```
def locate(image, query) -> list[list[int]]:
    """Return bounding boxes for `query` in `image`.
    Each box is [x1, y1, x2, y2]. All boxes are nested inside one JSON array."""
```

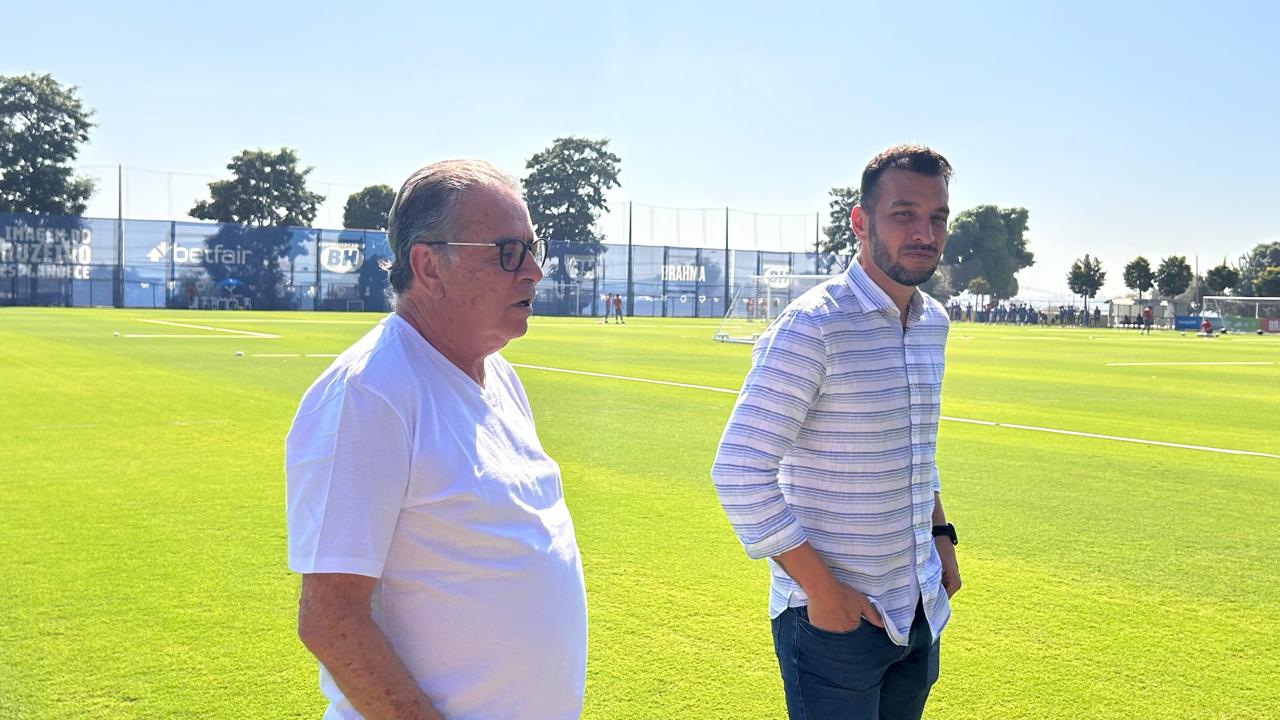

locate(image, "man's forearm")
[[302, 614, 443, 720], [773, 542, 842, 600]]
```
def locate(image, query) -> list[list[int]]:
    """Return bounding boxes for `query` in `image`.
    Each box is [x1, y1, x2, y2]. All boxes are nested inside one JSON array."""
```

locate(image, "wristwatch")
[[932, 523, 958, 545]]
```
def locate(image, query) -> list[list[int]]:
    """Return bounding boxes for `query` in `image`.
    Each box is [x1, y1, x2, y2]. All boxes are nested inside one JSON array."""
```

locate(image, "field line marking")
[[993, 423, 1280, 459], [208, 319, 378, 325], [136, 318, 280, 338], [511, 363, 739, 394], [248, 353, 339, 358], [943, 417, 998, 427], [1106, 361, 1274, 367], [511, 363, 1280, 460], [124, 334, 269, 339]]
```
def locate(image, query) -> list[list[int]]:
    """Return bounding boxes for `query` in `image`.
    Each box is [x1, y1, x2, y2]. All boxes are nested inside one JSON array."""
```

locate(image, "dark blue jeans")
[[771, 600, 939, 720]]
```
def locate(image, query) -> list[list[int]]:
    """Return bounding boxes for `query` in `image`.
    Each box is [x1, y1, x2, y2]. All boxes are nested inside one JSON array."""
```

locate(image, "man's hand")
[[773, 542, 884, 632], [935, 538, 962, 598], [805, 582, 883, 632], [931, 492, 961, 598], [298, 573, 444, 720]]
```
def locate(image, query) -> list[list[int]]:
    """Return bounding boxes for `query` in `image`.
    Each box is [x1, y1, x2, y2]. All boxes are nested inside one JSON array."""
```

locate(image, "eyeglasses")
[[422, 238, 547, 273]]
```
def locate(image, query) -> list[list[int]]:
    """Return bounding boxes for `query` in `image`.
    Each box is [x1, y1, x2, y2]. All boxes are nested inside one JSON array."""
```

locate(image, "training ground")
[[1, 308, 1277, 719]]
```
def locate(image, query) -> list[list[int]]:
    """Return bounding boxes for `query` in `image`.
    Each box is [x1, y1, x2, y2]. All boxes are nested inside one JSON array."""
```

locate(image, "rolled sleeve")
[[933, 464, 941, 494], [712, 310, 826, 560]]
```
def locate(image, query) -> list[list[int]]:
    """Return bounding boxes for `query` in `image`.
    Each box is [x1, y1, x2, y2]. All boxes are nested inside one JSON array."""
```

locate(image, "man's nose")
[[518, 253, 544, 283], [912, 221, 936, 246]]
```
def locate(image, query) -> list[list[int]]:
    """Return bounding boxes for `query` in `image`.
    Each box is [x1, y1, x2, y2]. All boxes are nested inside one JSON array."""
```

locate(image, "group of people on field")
[[601, 292, 625, 323]]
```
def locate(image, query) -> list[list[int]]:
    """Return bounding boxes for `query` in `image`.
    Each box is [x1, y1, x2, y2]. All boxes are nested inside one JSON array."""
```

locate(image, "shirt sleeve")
[[932, 464, 941, 495], [711, 310, 826, 560], [285, 380, 411, 577]]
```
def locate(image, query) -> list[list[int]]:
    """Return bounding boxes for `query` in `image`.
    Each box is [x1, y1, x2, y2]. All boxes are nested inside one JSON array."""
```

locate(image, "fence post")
[[814, 211, 820, 274], [114, 164, 124, 308], [662, 245, 670, 318], [694, 247, 702, 318], [626, 201, 634, 317], [592, 244, 601, 317], [724, 207, 730, 321], [314, 229, 322, 311], [168, 220, 176, 308]]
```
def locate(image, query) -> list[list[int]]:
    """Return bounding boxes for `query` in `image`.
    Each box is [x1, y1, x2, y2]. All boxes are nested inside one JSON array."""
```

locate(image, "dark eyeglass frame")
[[421, 238, 547, 273]]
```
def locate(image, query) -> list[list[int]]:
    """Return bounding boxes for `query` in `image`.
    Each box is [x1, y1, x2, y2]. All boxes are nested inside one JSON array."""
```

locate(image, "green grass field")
[[2, 307, 1278, 719]]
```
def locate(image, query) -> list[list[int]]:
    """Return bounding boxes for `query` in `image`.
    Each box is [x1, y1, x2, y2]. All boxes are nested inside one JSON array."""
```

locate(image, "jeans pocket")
[[796, 606, 868, 639]]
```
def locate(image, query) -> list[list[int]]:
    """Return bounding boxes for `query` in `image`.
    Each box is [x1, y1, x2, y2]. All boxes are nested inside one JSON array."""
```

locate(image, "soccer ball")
[[234, 351, 245, 357]]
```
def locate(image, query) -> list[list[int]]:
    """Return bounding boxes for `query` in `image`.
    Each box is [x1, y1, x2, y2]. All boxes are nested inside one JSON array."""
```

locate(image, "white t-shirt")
[[286, 314, 587, 720]]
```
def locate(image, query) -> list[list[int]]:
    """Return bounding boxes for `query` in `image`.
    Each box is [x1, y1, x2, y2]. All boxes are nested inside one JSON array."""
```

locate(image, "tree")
[[920, 264, 952, 304], [819, 187, 859, 255], [0, 73, 96, 216], [1237, 241, 1280, 296], [966, 276, 990, 308], [941, 205, 1034, 299], [1123, 257, 1154, 302], [1154, 255, 1193, 300], [1256, 266, 1280, 296], [1203, 263, 1241, 295], [1067, 254, 1106, 313], [523, 136, 621, 245], [342, 184, 395, 230], [189, 147, 324, 227]]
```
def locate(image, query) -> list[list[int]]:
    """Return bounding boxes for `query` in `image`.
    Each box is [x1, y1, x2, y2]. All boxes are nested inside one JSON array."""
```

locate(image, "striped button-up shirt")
[[712, 260, 950, 646]]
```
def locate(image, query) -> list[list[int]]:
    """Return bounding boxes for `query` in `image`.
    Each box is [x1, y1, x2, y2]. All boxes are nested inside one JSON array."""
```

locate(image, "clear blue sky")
[[7, 0, 1278, 298]]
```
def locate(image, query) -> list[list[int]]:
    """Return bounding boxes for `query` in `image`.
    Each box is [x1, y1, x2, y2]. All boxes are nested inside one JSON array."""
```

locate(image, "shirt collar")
[[842, 258, 926, 324]]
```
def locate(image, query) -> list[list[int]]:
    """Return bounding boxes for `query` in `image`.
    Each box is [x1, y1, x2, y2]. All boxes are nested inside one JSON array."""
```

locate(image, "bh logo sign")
[[320, 240, 364, 274]]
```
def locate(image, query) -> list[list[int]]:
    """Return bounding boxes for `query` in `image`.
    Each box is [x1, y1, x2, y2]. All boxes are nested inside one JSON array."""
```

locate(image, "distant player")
[[1200, 317, 1214, 336], [1142, 305, 1154, 335], [612, 293, 625, 323]]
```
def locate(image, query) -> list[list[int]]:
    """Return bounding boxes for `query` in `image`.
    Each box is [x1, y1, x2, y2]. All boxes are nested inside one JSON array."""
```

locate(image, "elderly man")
[[285, 159, 586, 720], [712, 145, 962, 720]]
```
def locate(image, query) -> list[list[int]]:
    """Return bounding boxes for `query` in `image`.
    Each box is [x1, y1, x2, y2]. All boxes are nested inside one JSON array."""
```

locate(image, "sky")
[[5, 0, 1279, 299]]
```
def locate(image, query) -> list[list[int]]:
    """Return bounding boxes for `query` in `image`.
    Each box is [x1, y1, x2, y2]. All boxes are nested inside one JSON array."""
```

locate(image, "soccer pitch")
[[1, 307, 1277, 719]]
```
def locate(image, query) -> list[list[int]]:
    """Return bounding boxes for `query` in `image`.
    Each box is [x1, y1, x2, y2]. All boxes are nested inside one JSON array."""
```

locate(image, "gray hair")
[[383, 159, 521, 297]]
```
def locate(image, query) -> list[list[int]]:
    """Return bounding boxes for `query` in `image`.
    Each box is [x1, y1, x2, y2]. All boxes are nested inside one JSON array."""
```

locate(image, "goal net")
[[714, 273, 837, 343], [1203, 296, 1280, 333]]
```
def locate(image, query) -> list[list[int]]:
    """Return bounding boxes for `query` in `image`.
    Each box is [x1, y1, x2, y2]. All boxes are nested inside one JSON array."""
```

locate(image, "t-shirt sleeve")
[[285, 380, 411, 577]]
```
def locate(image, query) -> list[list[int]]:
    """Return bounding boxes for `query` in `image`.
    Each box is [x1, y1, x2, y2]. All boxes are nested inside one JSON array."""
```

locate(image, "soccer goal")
[[714, 273, 837, 343], [1203, 296, 1280, 334]]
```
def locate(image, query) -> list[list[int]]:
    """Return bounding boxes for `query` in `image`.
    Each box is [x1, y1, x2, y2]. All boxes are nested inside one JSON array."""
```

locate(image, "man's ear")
[[851, 204, 869, 244], [409, 244, 447, 299]]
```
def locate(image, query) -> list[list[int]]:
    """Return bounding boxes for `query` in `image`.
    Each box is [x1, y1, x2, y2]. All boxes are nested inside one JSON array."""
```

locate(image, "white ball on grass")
[[234, 351, 245, 357], [113, 331, 120, 337]]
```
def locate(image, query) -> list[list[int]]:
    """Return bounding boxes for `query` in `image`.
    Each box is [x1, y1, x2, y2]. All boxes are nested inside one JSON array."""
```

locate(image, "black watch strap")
[[932, 523, 958, 545]]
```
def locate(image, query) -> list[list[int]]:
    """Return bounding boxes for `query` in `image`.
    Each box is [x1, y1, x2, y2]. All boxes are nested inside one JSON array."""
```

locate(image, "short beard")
[[866, 219, 938, 286]]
